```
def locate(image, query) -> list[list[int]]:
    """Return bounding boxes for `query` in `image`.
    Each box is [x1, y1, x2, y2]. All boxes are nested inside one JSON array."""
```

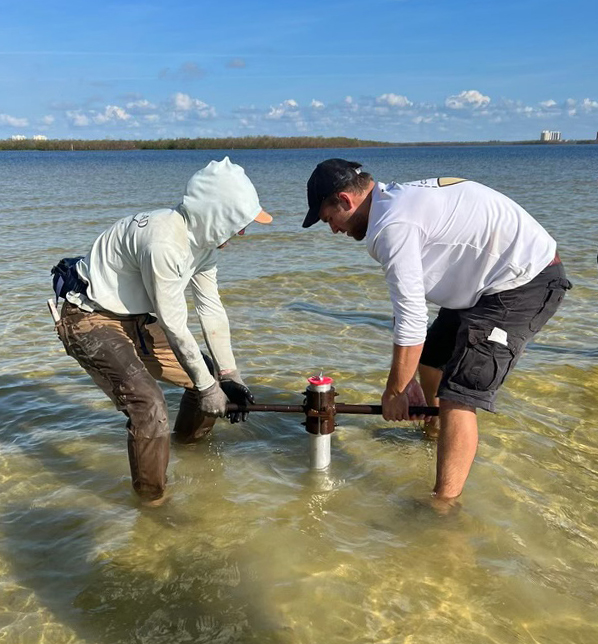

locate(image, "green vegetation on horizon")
[[0, 135, 395, 151], [1, 135, 596, 151]]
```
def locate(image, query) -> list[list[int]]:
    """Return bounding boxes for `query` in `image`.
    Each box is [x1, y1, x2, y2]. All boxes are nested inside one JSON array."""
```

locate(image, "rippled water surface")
[[1, 146, 597, 643]]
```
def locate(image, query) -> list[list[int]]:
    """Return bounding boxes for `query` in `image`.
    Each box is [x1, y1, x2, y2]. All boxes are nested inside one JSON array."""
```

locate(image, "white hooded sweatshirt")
[[69, 157, 263, 390]]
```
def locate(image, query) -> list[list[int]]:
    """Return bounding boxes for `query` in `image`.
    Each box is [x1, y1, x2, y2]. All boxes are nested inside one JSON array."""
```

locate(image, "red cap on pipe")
[[308, 376, 334, 386]]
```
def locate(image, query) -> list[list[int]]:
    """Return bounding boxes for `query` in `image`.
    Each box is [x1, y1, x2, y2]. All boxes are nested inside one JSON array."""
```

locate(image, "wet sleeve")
[[372, 222, 428, 346], [139, 244, 215, 390], [190, 267, 237, 374]]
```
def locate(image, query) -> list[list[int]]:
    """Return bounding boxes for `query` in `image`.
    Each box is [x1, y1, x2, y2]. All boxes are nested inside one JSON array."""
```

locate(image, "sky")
[[1, 0, 597, 142]]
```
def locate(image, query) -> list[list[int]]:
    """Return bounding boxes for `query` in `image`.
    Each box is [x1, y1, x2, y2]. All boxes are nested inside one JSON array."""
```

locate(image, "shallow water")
[[1, 146, 597, 643]]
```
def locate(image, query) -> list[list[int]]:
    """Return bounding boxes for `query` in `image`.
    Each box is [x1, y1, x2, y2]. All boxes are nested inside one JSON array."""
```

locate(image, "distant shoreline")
[[1, 135, 597, 152]]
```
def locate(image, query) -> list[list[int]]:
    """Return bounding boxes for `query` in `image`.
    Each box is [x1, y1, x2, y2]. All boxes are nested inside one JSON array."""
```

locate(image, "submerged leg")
[[434, 400, 478, 499], [173, 388, 216, 443], [60, 305, 170, 502]]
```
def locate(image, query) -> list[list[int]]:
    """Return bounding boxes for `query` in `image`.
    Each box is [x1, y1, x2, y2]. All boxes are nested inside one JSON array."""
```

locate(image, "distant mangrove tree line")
[[0, 135, 397, 151], [1, 135, 595, 152]]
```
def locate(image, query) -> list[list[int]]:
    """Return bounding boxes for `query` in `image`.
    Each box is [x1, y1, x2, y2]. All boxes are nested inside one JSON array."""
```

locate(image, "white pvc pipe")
[[306, 375, 333, 470], [309, 433, 331, 470]]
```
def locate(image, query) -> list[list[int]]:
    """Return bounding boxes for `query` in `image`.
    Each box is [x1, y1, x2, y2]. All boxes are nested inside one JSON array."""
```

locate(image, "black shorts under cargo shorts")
[[419, 259, 571, 412]]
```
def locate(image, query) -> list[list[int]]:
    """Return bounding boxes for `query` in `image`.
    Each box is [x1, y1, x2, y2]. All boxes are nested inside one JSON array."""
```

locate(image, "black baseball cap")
[[302, 158, 364, 228]]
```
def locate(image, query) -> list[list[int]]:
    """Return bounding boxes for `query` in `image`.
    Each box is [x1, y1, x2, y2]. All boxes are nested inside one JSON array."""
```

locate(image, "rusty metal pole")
[[304, 375, 335, 470], [224, 376, 439, 471]]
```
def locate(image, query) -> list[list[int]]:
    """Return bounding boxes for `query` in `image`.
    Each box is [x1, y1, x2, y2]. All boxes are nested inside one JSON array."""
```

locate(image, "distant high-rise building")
[[540, 130, 562, 141]]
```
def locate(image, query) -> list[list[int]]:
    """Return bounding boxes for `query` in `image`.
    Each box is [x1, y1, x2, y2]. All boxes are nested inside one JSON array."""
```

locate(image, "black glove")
[[219, 370, 255, 423], [197, 381, 228, 417]]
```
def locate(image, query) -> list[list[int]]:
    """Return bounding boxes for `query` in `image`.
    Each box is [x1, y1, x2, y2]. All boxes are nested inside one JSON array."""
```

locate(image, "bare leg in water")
[[434, 400, 478, 499], [418, 363, 442, 440]]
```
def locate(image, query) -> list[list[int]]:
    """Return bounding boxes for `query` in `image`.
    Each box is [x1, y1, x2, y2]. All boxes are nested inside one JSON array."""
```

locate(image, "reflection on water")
[[1, 146, 598, 643]]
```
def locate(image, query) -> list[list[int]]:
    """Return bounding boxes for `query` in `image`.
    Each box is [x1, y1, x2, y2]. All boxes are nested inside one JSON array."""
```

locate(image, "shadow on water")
[[288, 301, 598, 357], [0, 363, 471, 641], [286, 301, 392, 330], [0, 371, 316, 506], [0, 375, 303, 643], [0, 372, 142, 502], [0, 504, 296, 644]]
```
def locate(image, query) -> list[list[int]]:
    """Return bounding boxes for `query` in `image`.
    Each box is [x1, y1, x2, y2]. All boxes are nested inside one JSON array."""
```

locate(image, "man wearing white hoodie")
[[52, 157, 271, 504]]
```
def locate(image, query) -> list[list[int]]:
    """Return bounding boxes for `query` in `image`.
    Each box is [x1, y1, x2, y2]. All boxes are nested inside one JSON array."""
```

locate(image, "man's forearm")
[[164, 327, 215, 390], [199, 314, 236, 374], [386, 343, 424, 393]]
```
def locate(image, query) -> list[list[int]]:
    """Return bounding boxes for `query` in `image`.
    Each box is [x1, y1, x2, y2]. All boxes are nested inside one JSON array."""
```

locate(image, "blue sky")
[[1, 0, 597, 142]]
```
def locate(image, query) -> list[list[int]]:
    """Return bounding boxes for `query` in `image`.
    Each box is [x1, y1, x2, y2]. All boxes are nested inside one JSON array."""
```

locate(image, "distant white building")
[[540, 130, 562, 141], [32, 134, 48, 141], [11, 134, 27, 141]]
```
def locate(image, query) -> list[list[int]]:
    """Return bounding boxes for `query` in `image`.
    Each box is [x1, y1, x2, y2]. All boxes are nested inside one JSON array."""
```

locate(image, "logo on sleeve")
[[437, 177, 467, 187]]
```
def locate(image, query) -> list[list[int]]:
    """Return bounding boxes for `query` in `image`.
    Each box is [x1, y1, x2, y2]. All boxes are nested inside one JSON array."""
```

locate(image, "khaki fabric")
[[56, 302, 214, 500]]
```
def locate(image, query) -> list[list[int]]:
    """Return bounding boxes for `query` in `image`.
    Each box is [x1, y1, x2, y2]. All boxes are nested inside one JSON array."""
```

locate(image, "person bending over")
[[302, 158, 570, 502], [52, 157, 272, 505]]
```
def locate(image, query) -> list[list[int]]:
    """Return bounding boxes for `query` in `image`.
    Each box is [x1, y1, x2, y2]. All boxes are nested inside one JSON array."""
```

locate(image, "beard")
[[348, 218, 368, 241]]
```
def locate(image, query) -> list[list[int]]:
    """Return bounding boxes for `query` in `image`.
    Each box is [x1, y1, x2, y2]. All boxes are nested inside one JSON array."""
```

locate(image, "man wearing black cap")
[[303, 159, 571, 502]]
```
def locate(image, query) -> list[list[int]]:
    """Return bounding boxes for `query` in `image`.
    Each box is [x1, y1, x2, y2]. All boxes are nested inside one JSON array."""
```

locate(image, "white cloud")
[[581, 98, 598, 111], [66, 111, 90, 127], [445, 90, 490, 110], [376, 93, 412, 108], [265, 106, 284, 119], [343, 95, 359, 112], [20, 87, 598, 141], [561, 100, 579, 117], [171, 93, 216, 119], [172, 92, 209, 111], [266, 99, 300, 120], [126, 99, 157, 113], [66, 105, 136, 128], [93, 105, 132, 124], [0, 113, 29, 127]]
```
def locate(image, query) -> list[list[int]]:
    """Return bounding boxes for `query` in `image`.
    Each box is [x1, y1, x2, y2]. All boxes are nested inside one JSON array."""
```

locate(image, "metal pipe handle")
[[226, 403, 439, 416]]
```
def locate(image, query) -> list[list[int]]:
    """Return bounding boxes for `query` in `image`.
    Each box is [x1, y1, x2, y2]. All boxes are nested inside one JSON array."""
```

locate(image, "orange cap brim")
[[254, 209, 273, 224]]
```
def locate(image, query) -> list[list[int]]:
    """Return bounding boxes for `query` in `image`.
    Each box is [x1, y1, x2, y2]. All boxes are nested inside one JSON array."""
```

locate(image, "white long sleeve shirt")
[[68, 158, 263, 389], [366, 178, 557, 346]]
